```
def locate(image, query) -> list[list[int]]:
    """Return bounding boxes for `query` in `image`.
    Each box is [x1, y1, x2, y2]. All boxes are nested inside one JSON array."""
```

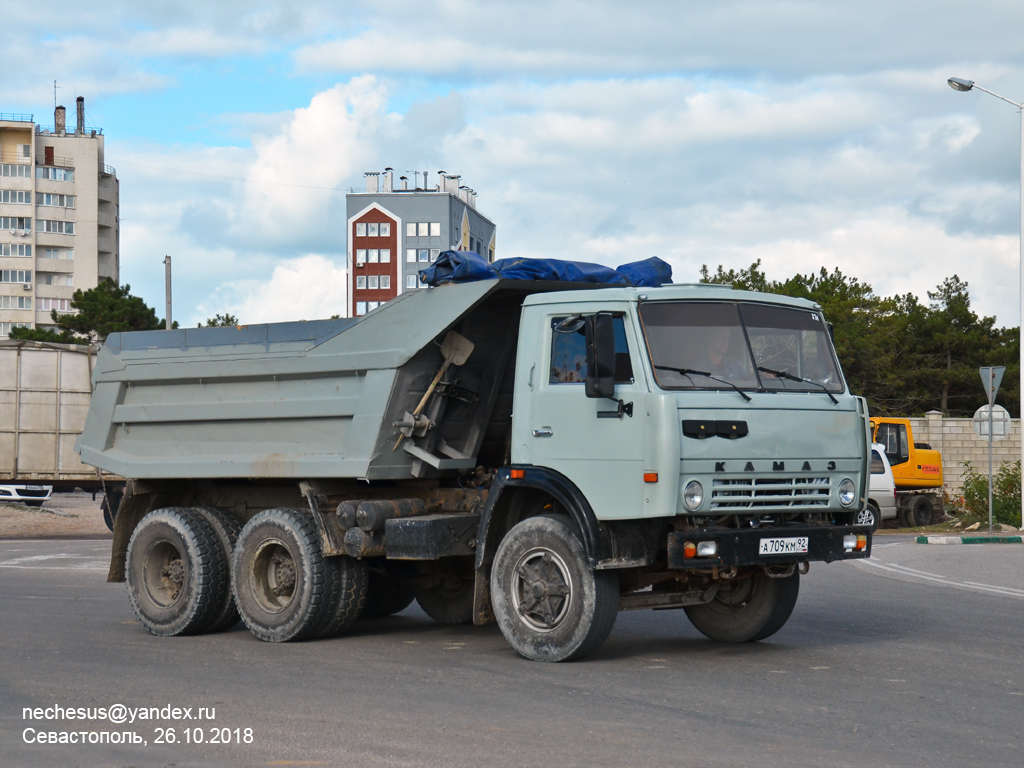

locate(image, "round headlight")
[[683, 481, 704, 511], [838, 478, 856, 507]]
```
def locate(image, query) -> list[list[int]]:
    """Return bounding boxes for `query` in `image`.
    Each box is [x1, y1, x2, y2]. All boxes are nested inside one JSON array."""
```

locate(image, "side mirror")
[[585, 313, 616, 399]]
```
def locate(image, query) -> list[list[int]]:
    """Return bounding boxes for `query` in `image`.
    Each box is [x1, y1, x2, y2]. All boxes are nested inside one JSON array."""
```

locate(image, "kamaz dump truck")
[[78, 276, 872, 661]]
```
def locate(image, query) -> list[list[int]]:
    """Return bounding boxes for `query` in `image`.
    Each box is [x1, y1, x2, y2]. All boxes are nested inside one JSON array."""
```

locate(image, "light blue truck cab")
[[80, 278, 870, 662]]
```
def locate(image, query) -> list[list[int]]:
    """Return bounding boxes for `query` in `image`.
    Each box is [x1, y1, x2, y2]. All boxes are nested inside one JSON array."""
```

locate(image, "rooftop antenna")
[[53, 80, 59, 109]]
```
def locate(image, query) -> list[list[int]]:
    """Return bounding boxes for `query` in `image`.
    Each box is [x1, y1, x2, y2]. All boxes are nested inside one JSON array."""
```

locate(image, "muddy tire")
[[233, 508, 345, 642], [415, 574, 475, 625], [908, 496, 934, 527], [361, 569, 416, 618], [857, 502, 880, 532], [684, 571, 799, 643], [126, 508, 229, 637], [312, 553, 368, 639], [491, 515, 619, 662], [190, 507, 243, 633]]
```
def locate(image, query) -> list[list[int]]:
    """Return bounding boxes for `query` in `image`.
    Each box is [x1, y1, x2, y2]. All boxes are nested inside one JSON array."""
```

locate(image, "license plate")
[[759, 537, 808, 555], [26, 485, 44, 491]]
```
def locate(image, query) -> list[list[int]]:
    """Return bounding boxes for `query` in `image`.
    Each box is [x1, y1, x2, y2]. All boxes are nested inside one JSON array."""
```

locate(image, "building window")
[[1, 164, 32, 178], [0, 269, 32, 283], [368, 275, 379, 289], [356, 249, 366, 265], [41, 247, 71, 259], [36, 219, 74, 235], [430, 222, 440, 237], [35, 167, 73, 182], [418, 249, 429, 262], [356, 276, 366, 289], [418, 222, 429, 236], [0, 243, 31, 257], [36, 298, 72, 312], [356, 301, 367, 316], [368, 301, 379, 311], [37, 273, 72, 286], [380, 223, 390, 237], [368, 222, 379, 237], [0, 296, 32, 309], [406, 222, 416, 237], [406, 248, 417, 263], [406, 274, 419, 289], [36, 193, 75, 208], [0, 322, 31, 337], [0, 190, 32, 204], [380, 249, 391, 263], [380, 275, 390, 289], [430, 248, 440, 262], [1, 216, 32, 231], [367, 249, 379, 263], [419, 274, 428, 287], [356, 223, 366, 237]]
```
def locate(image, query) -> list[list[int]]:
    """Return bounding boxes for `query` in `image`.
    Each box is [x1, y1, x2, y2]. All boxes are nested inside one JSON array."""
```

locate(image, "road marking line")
[[962, 581, 1024, 597], [876, 562, 948, 579], [855, 559, 1024, 600]]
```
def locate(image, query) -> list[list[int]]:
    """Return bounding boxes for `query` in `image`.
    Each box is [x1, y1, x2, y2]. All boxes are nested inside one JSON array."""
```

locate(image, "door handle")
[[532, 428, 553, 437]]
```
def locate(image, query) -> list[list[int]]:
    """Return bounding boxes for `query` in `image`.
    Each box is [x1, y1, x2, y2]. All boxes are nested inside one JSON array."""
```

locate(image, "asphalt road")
[[1, 536, 1021, 768]]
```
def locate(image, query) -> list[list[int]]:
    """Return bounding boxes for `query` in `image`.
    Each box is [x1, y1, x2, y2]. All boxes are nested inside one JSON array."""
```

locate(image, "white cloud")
[[196, 255, 348, 325]]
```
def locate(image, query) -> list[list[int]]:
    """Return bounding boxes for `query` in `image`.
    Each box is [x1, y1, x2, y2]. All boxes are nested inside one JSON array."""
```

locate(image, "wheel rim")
[[511, 547, 573, 632], [143, 540, 185, 608], [857, 507, 876, 526], [705, 577, 756, 616], [249, 539, 297, 614]]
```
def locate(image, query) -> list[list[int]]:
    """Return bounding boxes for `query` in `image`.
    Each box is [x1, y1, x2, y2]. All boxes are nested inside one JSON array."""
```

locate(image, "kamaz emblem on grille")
[[714, 460, 837, 472]]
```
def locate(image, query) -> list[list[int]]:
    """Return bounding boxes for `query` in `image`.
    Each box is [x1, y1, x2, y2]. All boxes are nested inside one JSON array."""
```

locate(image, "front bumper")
[[667, 524, 871, 569]]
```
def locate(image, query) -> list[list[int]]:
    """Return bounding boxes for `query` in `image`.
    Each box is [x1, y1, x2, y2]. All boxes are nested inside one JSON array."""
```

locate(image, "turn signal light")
[[510, 469, 525, 479], [855, 535, 867, 551], [644, 472, 659, 483], [683, 541, 697, 559]]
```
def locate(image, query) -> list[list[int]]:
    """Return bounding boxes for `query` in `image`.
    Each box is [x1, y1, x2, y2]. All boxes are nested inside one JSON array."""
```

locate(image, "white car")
[[0, 484, 53, 507], [861, 443, 897, 531]]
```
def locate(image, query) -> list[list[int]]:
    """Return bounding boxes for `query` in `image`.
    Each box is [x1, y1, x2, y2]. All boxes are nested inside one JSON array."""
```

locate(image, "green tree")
[[9, 278, 168, 343], [200, 313, 239, 327]]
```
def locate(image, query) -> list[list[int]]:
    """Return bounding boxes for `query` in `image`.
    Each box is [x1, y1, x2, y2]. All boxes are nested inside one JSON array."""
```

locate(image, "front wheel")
[[491, 515, 618, 662], [907, 496, 935, 527], [684, 571, 799, 643]]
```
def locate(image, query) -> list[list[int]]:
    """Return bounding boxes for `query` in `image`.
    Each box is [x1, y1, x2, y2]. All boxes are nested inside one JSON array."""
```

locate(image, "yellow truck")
[[870, 417, 943, 526]]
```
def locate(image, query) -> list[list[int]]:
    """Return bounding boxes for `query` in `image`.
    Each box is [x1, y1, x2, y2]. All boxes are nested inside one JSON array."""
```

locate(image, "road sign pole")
[[980, 366, 1006, 533]]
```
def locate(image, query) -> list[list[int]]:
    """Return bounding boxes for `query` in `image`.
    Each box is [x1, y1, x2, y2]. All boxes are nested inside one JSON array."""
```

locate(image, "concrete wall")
[[908, 410, 1021, 494]]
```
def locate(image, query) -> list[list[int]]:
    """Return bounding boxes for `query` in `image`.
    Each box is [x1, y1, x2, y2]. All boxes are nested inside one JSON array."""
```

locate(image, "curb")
[[916, 535, 1023, 545]]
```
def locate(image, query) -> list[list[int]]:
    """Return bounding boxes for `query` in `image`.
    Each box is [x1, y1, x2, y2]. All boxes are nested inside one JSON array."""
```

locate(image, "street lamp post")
[[947, 77, 1024, 528]]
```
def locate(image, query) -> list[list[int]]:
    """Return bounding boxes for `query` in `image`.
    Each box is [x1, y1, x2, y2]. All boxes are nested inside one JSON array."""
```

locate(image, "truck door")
[[520, 312, 646, 521]]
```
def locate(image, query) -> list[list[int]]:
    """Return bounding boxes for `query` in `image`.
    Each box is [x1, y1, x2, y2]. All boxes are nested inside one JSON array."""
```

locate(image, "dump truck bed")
[[77, 280, 589, 482]]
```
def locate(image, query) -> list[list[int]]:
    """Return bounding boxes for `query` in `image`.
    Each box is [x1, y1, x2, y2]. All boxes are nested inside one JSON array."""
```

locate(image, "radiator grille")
[[710, 476, 831, 509]]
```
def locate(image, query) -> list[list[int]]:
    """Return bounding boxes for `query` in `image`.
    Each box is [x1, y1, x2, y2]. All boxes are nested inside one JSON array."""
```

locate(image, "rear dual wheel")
[[232, 508, 367, 642], [126, 508, 230, 637]]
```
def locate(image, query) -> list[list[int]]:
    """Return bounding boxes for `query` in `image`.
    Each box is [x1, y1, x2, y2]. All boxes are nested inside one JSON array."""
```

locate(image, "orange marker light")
[[683, 541, 697, 559], [855, 535, 867, 551], [644, 472, 659, 483], [510, 469, 526, 480]]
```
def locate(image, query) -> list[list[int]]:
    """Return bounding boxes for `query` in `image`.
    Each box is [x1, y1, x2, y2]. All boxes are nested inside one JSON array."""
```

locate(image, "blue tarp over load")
[[419, 251, 672, 288]]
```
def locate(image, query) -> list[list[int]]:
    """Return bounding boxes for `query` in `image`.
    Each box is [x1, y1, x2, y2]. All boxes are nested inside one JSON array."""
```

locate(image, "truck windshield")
[[639, 301, 844, 394]]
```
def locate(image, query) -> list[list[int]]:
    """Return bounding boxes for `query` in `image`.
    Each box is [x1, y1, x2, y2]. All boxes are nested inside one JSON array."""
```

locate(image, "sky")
[[2, 0, 1022, 327]]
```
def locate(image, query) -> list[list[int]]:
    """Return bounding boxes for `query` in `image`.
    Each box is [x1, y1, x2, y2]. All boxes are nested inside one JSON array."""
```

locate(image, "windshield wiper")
[[757, 366, 838, 405], [654, 365, 752, 402]]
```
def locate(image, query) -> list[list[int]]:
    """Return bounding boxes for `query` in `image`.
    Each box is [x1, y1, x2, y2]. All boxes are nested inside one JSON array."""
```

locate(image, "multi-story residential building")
[[0, 98, 119, 337], [346, 169, 495, 317]]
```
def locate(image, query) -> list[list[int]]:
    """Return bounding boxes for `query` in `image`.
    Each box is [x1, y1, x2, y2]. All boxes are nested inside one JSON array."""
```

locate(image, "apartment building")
[[0, 98, 119, 336], [346, 169, 495, 317]]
